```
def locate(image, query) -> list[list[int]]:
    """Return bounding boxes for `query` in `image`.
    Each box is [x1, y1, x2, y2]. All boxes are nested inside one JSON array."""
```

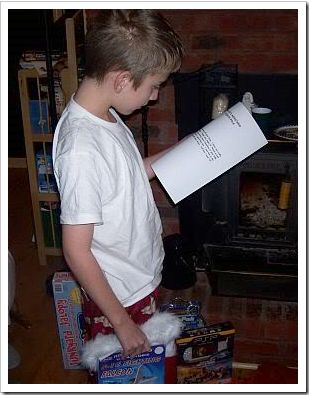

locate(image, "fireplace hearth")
[[173, 67, 298, 301]]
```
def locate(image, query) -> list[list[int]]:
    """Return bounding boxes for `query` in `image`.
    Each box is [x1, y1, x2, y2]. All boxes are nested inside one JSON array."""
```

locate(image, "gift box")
[[52, 272, 86, 369], [36, 149, 58, 193], [97, 345, 165, 384], [176, 321, 235, 384], [81, 311, 182, 383]]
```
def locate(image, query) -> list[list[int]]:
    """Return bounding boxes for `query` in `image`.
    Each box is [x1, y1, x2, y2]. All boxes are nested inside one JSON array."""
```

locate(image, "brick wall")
[[206, 295, 298, 366]]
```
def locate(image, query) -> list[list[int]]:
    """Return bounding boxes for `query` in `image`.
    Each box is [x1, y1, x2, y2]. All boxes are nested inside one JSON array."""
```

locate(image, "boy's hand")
[[114, 318, 151, 358]]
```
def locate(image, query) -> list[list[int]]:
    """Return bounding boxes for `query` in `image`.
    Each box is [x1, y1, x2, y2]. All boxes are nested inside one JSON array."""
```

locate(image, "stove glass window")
[[239, 172, 287, 231]]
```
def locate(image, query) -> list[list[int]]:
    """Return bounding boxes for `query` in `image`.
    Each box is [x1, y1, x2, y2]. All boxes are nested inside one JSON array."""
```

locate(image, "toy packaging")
[[176, 321, 235, 384], [52, 272, 86, 369], [36, 149, 58, 193], [29, 99, 49, 133], [160, 298, 206, 333], [97, 345, 165, 384]]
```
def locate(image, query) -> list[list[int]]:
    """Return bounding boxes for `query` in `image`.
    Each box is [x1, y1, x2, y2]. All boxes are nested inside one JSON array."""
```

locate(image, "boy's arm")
[[62, 223, 151, 357], [143, 148, 170, 180]]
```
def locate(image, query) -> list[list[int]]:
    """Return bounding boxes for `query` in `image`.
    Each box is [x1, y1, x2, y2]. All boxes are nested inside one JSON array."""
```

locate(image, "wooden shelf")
[[45, 247, 63, 256], [38, 192, 59, 202], [32, 133, 54, 143], [17, 14, 84, 265], [18, 68, 44, 79]]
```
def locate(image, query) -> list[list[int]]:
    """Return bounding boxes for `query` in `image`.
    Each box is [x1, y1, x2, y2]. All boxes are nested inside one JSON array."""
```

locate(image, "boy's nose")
[[149, 90, 159, 101]]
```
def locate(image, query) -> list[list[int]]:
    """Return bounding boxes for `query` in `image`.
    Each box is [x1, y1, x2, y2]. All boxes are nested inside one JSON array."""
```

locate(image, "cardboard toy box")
[[52, 272, 86, 369], [36, 149, 58, 193], [98, 345, 165, 384], [176, 321, 235, 384], [29, 99, 49, 133]]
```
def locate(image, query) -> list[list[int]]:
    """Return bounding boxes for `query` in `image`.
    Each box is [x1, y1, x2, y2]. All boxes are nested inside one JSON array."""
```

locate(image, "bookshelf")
[[18, 13, 86, 265]]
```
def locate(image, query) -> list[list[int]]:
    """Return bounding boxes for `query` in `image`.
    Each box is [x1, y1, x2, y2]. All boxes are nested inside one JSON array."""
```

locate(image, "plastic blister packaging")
[[160, 298, 206, 332]]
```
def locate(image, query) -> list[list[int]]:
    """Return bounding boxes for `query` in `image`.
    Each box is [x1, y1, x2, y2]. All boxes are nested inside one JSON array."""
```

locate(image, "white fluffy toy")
[[81, 311, 182, 372]]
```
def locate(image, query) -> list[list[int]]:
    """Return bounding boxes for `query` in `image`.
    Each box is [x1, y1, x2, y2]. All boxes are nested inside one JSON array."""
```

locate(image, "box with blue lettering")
[[52, 272, 87, 369], [97, 345, 165, 384]]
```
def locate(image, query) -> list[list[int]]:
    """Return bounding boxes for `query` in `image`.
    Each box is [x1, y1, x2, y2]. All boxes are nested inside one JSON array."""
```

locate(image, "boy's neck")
[[74, 77, 116, 123]]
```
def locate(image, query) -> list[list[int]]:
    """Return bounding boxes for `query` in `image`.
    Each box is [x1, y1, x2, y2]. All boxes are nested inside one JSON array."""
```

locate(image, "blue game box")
[[97, 345, 165, 384]]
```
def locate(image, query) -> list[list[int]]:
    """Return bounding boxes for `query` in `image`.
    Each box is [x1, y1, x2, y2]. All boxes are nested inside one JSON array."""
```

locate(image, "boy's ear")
[[114, 71, 132, 93]]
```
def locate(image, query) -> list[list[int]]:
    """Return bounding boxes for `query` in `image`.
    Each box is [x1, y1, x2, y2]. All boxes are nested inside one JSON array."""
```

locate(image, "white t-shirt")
[[52, 97, 164, 307]]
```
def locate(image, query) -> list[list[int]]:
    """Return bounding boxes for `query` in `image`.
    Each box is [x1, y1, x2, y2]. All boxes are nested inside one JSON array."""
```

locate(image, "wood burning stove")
[[173, 67, 298, 301]]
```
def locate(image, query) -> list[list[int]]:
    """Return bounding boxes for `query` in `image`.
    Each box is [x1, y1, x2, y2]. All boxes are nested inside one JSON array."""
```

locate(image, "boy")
[[52, 10, 183, 359]]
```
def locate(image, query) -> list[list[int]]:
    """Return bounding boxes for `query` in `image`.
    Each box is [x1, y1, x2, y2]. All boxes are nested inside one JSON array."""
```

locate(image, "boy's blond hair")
[[85, 10, 183, 87]]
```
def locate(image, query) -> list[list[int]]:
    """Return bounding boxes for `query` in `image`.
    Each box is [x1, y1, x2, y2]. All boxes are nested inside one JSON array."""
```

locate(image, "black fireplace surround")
[[173, 67, 298, 301]]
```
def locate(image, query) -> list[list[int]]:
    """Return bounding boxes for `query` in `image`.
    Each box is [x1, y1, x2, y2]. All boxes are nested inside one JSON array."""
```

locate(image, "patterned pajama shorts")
[[81, 288, 159, 340]]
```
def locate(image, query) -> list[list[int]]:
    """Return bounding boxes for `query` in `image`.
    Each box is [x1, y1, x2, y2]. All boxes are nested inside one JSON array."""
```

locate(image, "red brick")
[[245, 299, 264, 319], [214, 51, 244, 67], [236, 53, 273, 73], [152, 184, 171, 207], [192, 34, 225, 50], [146, 124, 160, 139], [149, 122, 177, 143], [161, 217, 180, 236], [283, 303, 298, 321], [272, 32, 298, 52], [166, 11, 217, 34], [272, 13, 298, 32], [226, 297, 245, 319], [216, 15, 243, 33], [148, 107, 174, 122], [265, 301, 283, 321], [238, 318, 264, 339], [181, 55, 214, 73], [280, 341, 298, 359], [148, 142, 172, 156], [205, 295, 228, 315], [252, 355, 297, 368], [156, 83, 175, 109], [263, 320, 298, 341], [239, 35, 275, 52], [263, 320, 285, 340], [243, 12, 275, 32], [285, 320, 298, 339], [234, 338, 280, 360], [270, 54, 298, 72], [220, 34, 242, 51], [206, 313, 224, 324]]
